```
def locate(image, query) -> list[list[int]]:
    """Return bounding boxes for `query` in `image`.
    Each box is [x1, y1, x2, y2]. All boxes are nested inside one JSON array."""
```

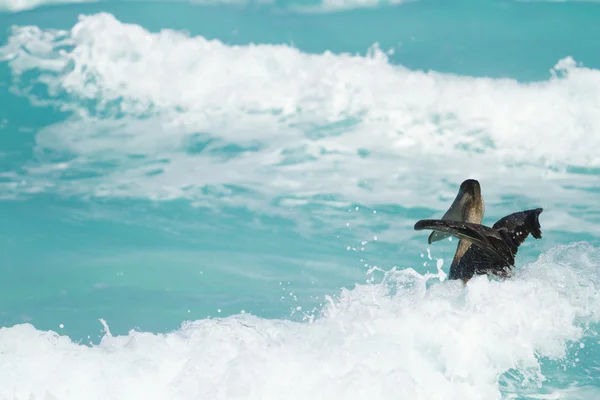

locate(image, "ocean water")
[[1, 0, 600, 398]]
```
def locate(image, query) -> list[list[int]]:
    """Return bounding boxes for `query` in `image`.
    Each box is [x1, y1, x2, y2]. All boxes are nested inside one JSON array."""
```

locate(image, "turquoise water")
[[2, 0, 600, 398]]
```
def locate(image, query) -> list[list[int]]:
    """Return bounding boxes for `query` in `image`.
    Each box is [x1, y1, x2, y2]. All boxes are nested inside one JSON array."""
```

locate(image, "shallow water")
[[1, 0, 600, 398]]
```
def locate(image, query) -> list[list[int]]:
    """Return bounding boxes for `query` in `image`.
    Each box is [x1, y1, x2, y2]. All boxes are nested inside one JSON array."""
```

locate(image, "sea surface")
[[1, 0, 600, 398]]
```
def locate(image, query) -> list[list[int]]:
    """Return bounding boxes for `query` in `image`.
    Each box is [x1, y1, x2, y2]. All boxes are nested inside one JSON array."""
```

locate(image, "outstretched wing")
[[415, 208, 543, 282], [492, 208, 543, 257], [414, 219, 515, 266]]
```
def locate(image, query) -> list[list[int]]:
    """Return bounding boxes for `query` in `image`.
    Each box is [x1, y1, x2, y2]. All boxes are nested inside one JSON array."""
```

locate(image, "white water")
[[0, 242, 599, 399], [0, 0, 410, 14], [1, 15, 599, 220], [0, 0, 91, 12]]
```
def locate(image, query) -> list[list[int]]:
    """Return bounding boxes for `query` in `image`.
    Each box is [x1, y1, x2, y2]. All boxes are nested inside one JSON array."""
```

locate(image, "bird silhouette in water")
[[413, 179, 543, 283]]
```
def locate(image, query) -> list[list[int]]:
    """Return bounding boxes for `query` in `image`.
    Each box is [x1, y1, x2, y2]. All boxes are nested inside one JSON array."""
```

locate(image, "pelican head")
[[428, 179, 485, 245]]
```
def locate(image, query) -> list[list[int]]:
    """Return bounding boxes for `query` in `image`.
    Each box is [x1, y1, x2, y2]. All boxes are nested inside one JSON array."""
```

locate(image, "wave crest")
[[1, 242, 599, 399]]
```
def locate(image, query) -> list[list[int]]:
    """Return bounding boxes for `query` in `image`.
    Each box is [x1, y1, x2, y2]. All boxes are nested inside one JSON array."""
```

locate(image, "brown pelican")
[[414, 179, 544, 283]]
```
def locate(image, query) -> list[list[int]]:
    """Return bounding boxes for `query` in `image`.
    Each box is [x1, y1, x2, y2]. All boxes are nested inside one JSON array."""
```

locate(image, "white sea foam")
[[0, 0, 410, 13], [1, 13, 600, 237], [0, 242, 599, 399], [0, 0, 92, 12], [291, 0, 412, 12]]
